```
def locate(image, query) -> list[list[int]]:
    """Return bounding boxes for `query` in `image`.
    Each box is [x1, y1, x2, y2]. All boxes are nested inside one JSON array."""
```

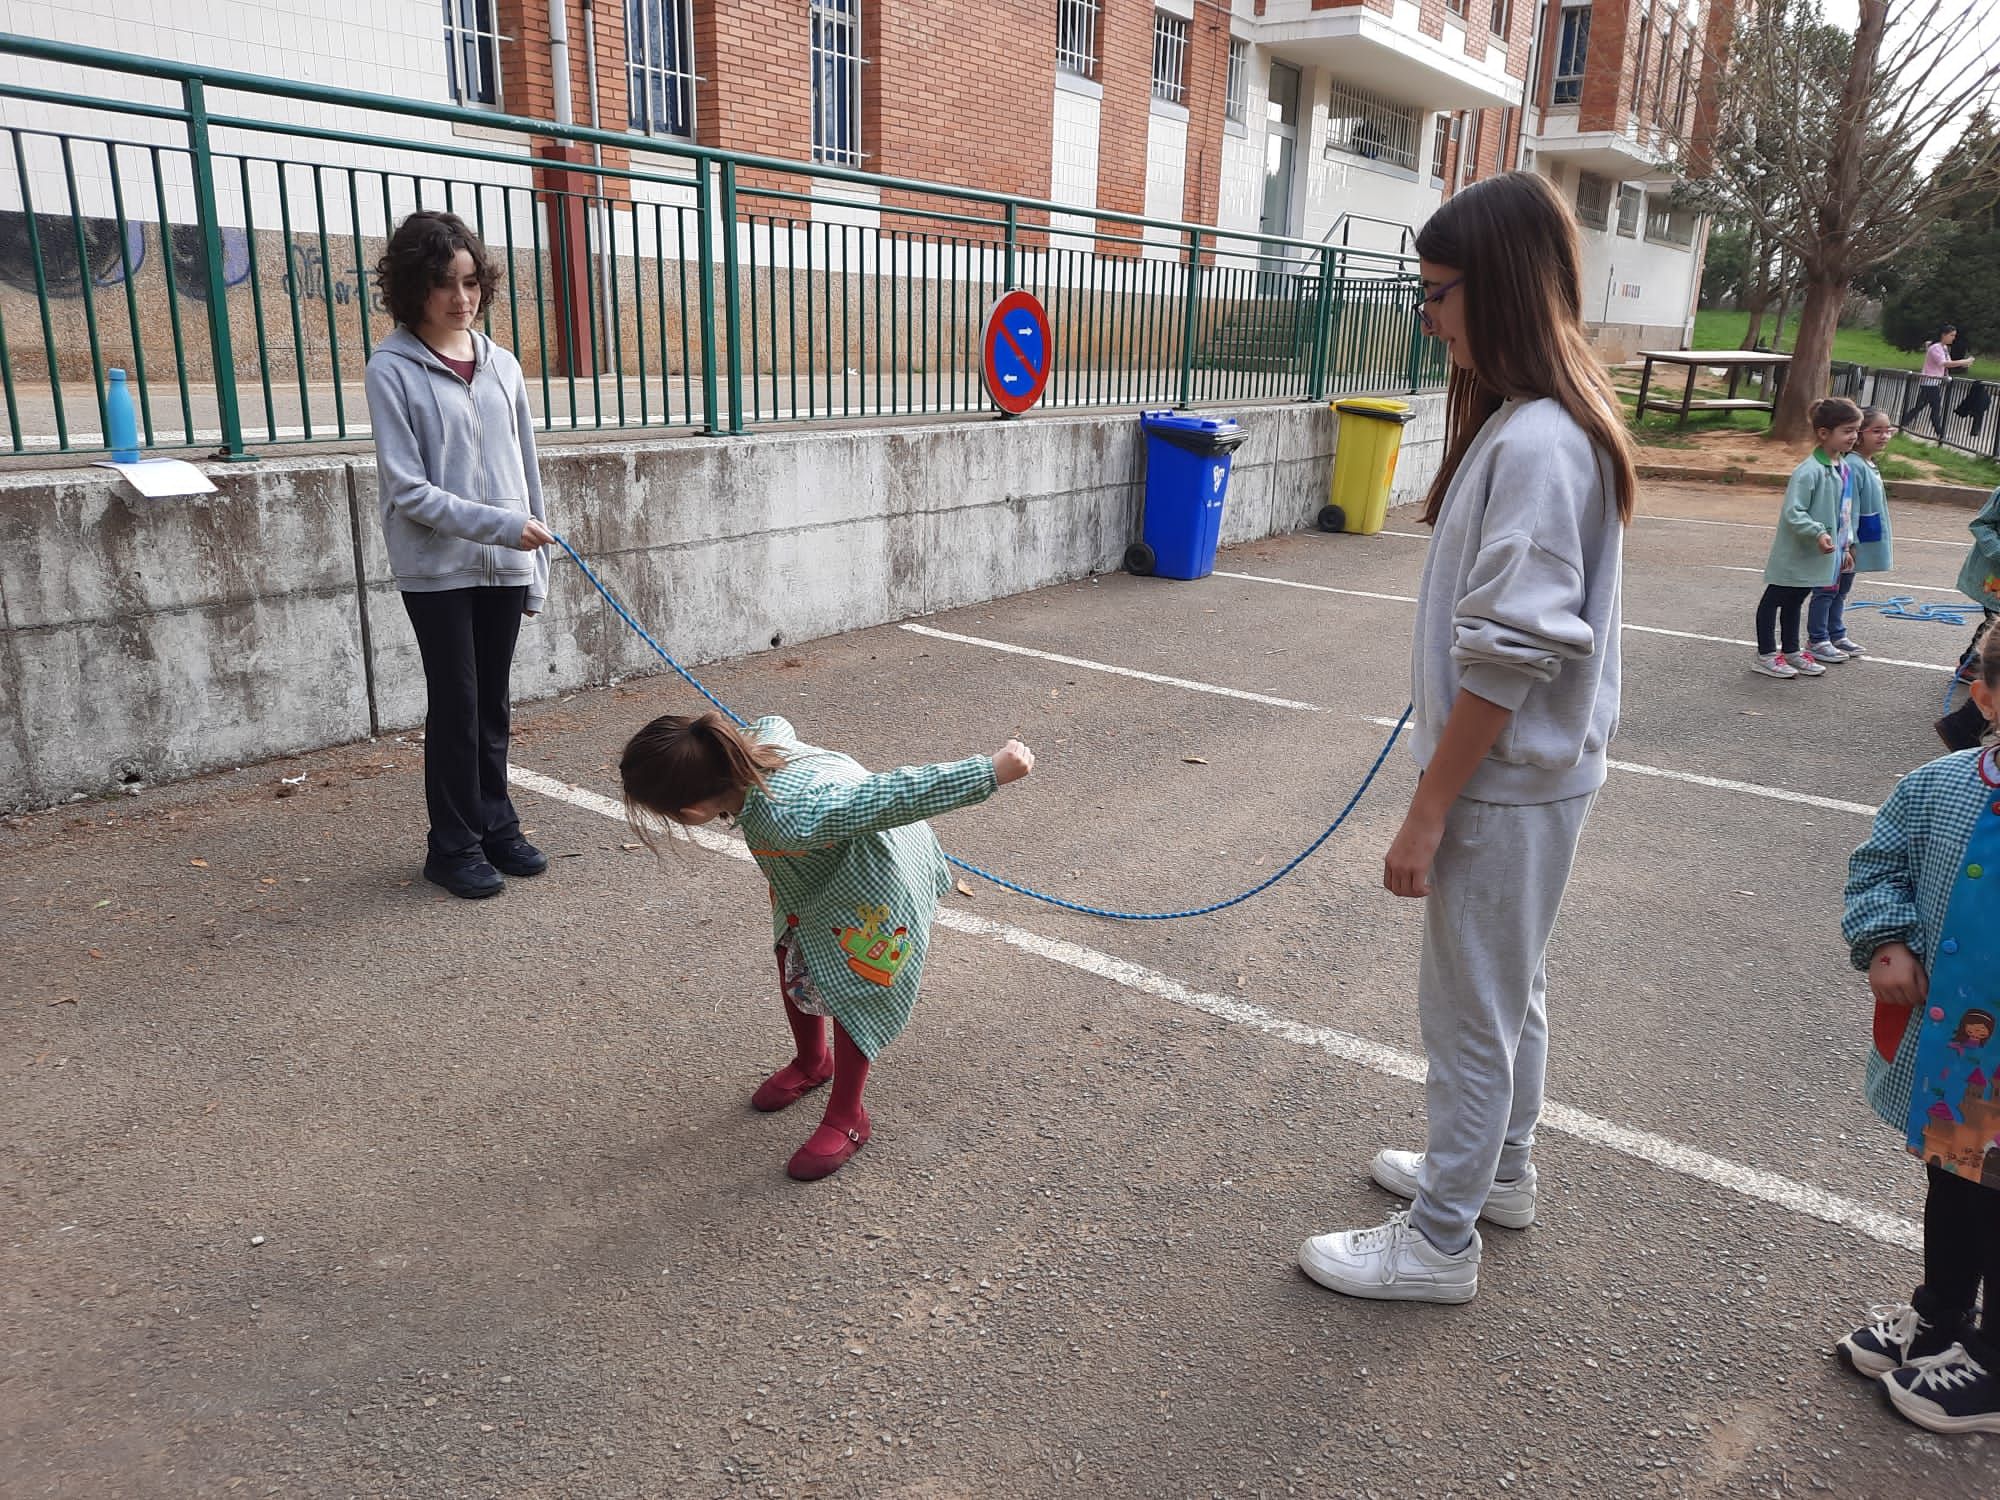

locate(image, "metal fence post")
[[720, 159, 743, 435], [1177, 228, 1201, 409], [1004, 202, 1018, 291], [695, 160, 721, 435], [1305, 246, 1335, 402], [183, 79, 248, 459]]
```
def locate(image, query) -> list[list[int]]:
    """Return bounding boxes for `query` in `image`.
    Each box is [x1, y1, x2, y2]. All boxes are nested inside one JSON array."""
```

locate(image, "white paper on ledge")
[[92, 457, 219, 498]]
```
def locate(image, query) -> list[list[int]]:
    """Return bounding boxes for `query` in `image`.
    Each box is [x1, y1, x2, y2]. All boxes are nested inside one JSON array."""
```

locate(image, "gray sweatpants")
[[1411, 791, 1597, 1252]]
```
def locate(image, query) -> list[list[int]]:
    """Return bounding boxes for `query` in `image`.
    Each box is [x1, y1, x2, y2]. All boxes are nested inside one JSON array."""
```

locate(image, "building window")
[[1674, 42, 1693, 132], [1461, 111, 1481, 184], [1553, 4, 1590, 106], [1575, 169, 1611, 229], [1491, 0, 1510, 37], [1326, 80, 1421, 173], [1646, 201, 1696, 245], [1057, 0, 1101, 79], [1430, 112, 1452, 186], [1446, 0, 1469, 17], [810, 0, 861, 165], [1152, 11, 1188, 105], [1225, 37, 1248, 124], [1656, 16, 1675, 121], [1497, 105, 1514, 170], [627, 0, 695, 136], [1617, 184, 1643, 236], [443, 0, 505, 108]]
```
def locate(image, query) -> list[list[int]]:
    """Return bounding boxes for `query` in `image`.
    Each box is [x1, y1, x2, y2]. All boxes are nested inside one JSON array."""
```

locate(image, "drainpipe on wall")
[[582, 0, 614, 373], [545, 1, 592, 376], [1516, 2, 1546, 170]]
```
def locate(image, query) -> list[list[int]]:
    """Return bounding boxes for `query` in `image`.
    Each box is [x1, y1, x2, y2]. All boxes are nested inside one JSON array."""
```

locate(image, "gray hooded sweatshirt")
[[363, 327, 549, 611], [1409, 396, 1624, 805]]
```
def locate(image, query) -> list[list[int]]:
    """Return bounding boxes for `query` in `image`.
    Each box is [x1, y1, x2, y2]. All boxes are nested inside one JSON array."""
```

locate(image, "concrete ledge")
[[1635, 461, 1991, 509], [3, 399, 1445, 810]]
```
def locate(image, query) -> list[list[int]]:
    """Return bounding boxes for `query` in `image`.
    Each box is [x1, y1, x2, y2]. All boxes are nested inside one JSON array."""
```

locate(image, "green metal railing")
[[0, 34, 1445, 458]]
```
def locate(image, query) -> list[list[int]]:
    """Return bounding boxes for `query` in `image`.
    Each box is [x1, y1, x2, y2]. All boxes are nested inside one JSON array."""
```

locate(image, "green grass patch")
[[1882, 436, 2000, 490], [1690, 309, 2000, 381]]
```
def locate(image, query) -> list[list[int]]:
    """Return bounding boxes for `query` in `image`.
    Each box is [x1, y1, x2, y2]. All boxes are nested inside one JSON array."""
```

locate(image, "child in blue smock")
[[1807, 406, 1896, 663], [1837, 630, 2000, 1434]]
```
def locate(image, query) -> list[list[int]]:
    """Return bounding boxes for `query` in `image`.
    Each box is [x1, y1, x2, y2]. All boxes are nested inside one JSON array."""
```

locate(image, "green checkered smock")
[[1844, 748, 1996, 1132], [732, 716, 998, 1059]]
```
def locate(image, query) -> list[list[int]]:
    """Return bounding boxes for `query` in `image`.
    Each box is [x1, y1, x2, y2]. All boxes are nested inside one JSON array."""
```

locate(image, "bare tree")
[[1685, 0, 2000, 441]]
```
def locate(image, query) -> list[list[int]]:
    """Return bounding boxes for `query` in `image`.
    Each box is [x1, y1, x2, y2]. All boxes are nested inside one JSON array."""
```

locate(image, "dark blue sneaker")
[[483, 836, 547, 877], [423, 855, 505, 899], [1883, 1343, 2000, 1434]]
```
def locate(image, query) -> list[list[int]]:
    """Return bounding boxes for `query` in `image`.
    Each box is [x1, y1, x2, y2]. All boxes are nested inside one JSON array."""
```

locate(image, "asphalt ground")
[[4, 480, 1995, 1498]]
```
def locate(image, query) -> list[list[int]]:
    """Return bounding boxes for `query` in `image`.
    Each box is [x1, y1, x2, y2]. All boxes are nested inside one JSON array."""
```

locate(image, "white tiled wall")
[[1544, 163, 1701, 332], [2, 1, 543, 241], [1049, 82, 1100, 254], [1142, 107, 1187, 259]]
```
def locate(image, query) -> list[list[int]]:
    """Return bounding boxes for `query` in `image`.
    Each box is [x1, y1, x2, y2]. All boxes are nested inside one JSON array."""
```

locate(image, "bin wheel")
[[1317, 504, 1347, 534], [1124, 542, 1156, 576]]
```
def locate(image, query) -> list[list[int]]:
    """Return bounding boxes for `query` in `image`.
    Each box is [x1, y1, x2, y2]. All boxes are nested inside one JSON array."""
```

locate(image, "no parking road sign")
[[981, 290, 1052, 415]]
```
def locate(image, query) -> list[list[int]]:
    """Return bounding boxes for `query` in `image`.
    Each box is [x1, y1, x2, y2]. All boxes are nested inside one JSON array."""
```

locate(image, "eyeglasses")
[[1416, 276, 1464, 333]]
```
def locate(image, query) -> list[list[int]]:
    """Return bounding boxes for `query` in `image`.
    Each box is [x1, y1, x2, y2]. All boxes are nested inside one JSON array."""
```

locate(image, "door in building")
[[1260, 62, 1301, 282]]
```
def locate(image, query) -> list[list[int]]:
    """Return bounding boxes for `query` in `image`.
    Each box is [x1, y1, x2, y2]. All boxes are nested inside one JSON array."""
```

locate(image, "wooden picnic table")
[[1634, 350, 1792, 428]]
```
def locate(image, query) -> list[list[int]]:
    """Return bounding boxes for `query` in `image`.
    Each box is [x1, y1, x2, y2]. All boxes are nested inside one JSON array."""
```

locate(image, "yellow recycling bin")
[[1322, 397, 1414, 535]]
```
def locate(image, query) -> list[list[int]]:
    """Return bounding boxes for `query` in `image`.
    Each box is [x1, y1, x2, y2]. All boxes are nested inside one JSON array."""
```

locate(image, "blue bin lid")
[[1142, 410, 1240, 435]]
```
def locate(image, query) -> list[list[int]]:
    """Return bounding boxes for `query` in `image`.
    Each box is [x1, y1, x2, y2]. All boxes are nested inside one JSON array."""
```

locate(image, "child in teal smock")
[[1836, 633, 2000, 1434], [1754, 397, 1862, 679], [620, 710, 1034, 1181]]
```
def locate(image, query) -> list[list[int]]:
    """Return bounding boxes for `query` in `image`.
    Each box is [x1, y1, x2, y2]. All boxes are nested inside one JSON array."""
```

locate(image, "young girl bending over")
[[1298, 172, 1636, 1305], [1838, 631, 2000, 1434], [621, 712, 1033, 1181], [1754, 397, 1861, 679], [1807, 406, 1896, 664]]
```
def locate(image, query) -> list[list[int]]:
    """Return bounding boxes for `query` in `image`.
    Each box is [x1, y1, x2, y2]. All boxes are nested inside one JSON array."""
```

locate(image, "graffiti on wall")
[[0, 213, 252, 302]]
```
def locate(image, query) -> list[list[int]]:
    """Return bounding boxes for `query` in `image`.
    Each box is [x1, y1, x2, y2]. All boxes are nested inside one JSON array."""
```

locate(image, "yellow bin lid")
[[1333, 397, 1414, 421]]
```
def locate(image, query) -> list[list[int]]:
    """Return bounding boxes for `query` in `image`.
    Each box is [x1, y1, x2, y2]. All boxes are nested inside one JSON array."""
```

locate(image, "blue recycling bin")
[[1128, 411, 1248, 580]]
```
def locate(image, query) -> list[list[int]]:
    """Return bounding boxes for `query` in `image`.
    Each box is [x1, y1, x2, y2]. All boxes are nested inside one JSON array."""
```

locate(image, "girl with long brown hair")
[[621, 711, 1033, 1181], [1300, 172, 1636, 1305]]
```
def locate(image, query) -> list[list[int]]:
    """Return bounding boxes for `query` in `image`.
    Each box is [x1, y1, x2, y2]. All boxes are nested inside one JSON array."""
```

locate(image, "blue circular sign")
[[982, 290, 1052, 414]]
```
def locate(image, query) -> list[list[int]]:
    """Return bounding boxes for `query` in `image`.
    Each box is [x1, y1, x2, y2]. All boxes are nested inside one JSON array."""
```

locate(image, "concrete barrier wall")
[[2, 397, 1445, 810]]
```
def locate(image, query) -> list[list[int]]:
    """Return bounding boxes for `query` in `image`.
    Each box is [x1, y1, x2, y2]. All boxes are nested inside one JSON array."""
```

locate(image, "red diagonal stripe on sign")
[[998, 321, 1043, 379]]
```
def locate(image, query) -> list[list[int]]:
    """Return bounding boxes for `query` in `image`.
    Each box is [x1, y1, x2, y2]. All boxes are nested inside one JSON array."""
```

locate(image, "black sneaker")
[[1883, 1343, 2000, 1434], [1838, 1303, 1948, 1377], [483, 836, 548, 878], [423, 856, 505, 900]]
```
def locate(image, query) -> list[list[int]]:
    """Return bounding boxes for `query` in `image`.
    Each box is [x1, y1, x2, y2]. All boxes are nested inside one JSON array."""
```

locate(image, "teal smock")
[[731, 716, 997, 1059]]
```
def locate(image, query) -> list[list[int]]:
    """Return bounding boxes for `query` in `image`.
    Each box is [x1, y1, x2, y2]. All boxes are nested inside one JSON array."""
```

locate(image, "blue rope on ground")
[[1846, 595, 1980, 626], [553, 532, 1409, 922]]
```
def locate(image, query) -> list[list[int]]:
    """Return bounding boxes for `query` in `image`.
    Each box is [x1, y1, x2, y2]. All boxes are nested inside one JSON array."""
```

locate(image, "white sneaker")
[[1833, 636, 1864, 657], [1753, 651, 1799, 679], [1807, 640, 1848, 663], [1786, 651, 1827, 676], [1370, 1149, 1539, 1229], [1298, 1211, 1481, 1304]]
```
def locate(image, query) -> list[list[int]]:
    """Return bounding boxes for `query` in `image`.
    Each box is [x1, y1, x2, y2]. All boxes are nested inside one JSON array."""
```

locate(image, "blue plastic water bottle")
[[105, 367, 140, 463]]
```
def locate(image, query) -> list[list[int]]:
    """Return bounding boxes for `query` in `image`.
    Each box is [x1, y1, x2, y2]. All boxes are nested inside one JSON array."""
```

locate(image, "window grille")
[[1553, 5, 1591, 105], [627, 0, 695, 136], [1617, 184, 1643, 236], [1326, 79, 1421, 173], [1057, 0, 1101, 79], [811, 0, 861, 165], [1153, 11, 1188, 105], [443, 0, 506, 109], [1575, 169, 1611, 229]]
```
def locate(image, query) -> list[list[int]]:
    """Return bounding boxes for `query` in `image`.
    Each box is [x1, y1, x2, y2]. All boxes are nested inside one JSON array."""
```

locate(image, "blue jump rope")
[[553, 533, 1410, 921], [1841, 596, 1982, 714]]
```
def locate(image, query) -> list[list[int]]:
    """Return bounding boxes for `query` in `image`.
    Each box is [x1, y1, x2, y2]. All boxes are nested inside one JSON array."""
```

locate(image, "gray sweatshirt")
[[1409, 396, 1623, 805], [363, 327, 550, 611]]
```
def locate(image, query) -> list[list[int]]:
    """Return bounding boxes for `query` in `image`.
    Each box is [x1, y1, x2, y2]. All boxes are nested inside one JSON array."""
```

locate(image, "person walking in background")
[[364, 210, 554, 900], [1900, 325, 1974, 441]]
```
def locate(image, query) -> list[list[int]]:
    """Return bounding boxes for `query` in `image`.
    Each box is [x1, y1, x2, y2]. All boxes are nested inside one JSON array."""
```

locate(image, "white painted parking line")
[[1213, 571, 1955, 675], [1702, 564, 1963, 595], [905, 622, 1882, 818], [507, 764, 1919, 1253], [1638, 513, 1967, 548]]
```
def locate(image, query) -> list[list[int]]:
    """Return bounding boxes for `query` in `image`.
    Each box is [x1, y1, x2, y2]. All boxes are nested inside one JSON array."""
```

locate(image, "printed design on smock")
[[1903, 749, 2000, 1188], [778, 930, 829, 1018], [836, 904, 911, 988]]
